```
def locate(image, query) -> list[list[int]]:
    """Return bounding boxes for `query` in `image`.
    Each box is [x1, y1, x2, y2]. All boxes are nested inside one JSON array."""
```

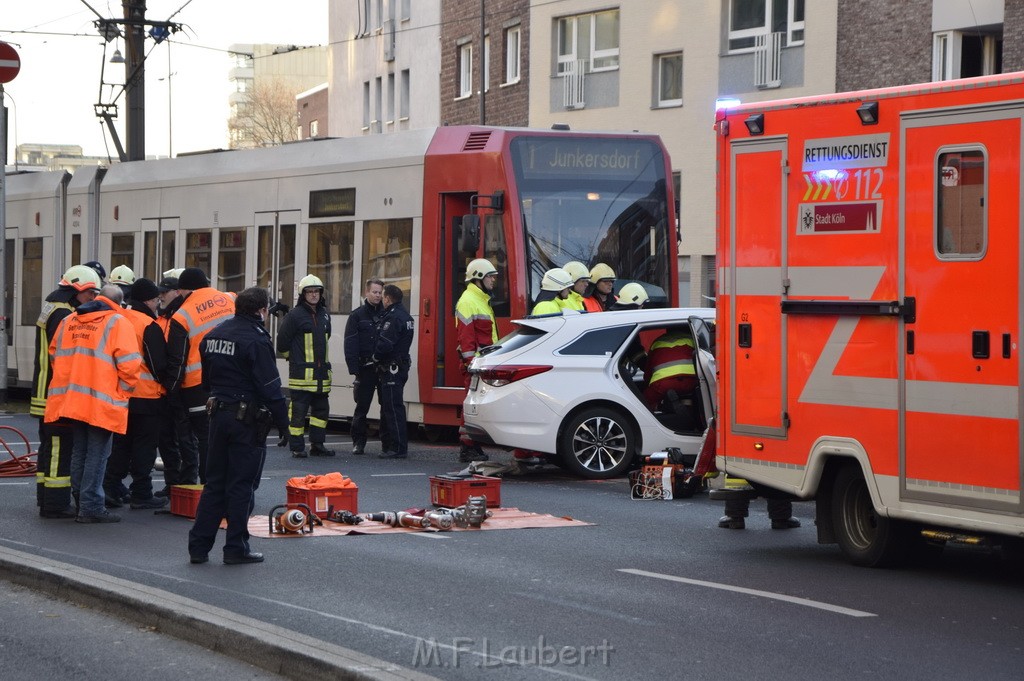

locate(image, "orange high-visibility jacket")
[[171, 287, 235, 389], [122, 307, 166, 401], [43, 296, 142, 434]]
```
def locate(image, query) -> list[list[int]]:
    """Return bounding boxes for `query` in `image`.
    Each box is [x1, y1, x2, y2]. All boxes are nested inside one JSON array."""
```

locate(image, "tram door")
[[141, 217, 179, 281], [255, 210, 298, 337]]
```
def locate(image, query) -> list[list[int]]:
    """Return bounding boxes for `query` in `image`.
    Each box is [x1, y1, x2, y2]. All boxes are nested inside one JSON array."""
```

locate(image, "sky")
[[1, 1, 329, 160]]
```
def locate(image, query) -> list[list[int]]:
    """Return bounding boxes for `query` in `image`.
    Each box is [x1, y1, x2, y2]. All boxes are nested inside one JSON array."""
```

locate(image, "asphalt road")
[[1, 410, 1023, 680]]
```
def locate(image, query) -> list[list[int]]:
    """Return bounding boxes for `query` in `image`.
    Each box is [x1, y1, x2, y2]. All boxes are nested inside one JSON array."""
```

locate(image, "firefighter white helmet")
[[589, 263, 616, 282], [617, 282, 649, 306], [109, 264, 136, 286], [465, 258, 498, 282], [59, 265, 103, 293], [562, 261, 591, 284], [298, 274, 324, 291], [540, 267, 574, 292]]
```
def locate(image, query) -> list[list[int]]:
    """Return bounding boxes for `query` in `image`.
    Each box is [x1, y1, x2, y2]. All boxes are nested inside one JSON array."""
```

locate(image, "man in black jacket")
[[343, 278, 391, 456], [374, 285, 414, 460], [277, 275, 333, 458]]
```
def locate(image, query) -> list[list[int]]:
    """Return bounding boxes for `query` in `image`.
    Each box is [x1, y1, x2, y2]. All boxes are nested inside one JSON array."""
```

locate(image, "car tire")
[[559, 406, 636, 479]]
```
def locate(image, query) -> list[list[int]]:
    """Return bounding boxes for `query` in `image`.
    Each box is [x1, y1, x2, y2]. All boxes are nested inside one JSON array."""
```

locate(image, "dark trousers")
[[36, 419, 74, 512], [188, 411, 266, 559], [180, 386, 211, 484], [351, 368, 392, 450], [378, 366, 409, 456], [287, 390, 330, 452], [160, 393, 199, 487], [724, 498, 793, 520], [105, 411, 162, 501]]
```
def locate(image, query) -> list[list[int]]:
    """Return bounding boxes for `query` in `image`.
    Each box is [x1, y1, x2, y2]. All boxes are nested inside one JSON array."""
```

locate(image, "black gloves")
[[268, 301, 289, 317], [276, 426, 288, 447]]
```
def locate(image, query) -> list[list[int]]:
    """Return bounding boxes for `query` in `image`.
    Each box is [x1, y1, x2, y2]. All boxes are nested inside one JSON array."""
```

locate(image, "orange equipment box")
[[430, 474, 501, 508], [170, 484, 204, 519], [286, 484, 358, 519]]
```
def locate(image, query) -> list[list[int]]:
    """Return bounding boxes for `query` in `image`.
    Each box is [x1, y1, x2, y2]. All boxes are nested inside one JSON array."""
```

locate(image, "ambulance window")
[[936, 149, 985, 257]]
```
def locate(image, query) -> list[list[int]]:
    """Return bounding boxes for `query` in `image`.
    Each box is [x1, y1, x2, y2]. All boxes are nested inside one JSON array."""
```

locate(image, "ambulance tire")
[[831, 465, 911, 568], [559, 406, 636, 480]]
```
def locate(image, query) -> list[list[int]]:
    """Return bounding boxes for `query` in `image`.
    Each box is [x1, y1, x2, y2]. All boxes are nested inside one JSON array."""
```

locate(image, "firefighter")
[[374, 285, 415, 459], [532, 268, 574, 315], [44, 284, 141, 523], [108, 265, 136, 303], [163, 267, 235, 483], [188, 287, 289, 565], [643, 330, 697, 411], [103, 278, 169, 509], [561, 261, 591, 311], [277, 274, 334, 458], [31, 265, 103, 518], [610, 283, 649, 311], [455, 258, 499, 462], [343, 277, 391, 456], [583, 263, 616, 312], [719, 498, 801, 530]]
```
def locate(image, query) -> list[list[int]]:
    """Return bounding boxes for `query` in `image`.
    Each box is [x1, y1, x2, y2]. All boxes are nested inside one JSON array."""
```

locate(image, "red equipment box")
[[170, 484, 204, 519], [285, 484, 358, 519], [430, 474, 501, 508]]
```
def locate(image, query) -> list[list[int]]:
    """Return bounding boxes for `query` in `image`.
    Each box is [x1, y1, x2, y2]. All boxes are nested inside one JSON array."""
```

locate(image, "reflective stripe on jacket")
[[43, 297, 142, 434], [455, 284, 496, 363], [30, 300, 73, 417], [171, 288, 235, 389], [647, 333, 696, 386], [122, 308, 166, 400], [277, 301, 332, 393]]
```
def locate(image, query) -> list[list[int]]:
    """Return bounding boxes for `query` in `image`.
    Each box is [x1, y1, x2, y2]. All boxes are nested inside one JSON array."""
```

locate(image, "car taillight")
[[479, 365, 552, 387]]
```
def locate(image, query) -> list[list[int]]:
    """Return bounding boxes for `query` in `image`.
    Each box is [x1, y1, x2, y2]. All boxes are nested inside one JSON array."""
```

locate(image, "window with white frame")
[[656, 52, 683, 107], [932, 30, 1002, 81], [459, 43, 473, 98], [362, 81, 371, 129], [310, 120, 319, 137], [505, 25, 521, 83], [728, 0, 804, 52], [556, 9, 620, 74], [400, 69, 410, 119]]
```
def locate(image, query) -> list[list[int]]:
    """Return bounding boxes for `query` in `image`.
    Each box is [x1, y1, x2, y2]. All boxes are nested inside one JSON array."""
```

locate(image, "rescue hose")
[[0, 426, 37, 477]]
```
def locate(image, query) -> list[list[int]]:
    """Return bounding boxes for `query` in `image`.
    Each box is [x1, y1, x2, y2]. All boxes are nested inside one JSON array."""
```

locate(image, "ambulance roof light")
[[744, 113, 765, 136], [857, 101, 879, 125]]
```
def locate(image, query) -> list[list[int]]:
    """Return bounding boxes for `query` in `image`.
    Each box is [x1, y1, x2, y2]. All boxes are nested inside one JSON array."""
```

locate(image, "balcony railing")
[[562, 59, 586, 109], [754, 32, 783, 89]]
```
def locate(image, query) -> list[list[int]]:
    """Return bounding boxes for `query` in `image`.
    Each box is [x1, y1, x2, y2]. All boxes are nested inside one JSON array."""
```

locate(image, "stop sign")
[[0, 42, 21, 84]]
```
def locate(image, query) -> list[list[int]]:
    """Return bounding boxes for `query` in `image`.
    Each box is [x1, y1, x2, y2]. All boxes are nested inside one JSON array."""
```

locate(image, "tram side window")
[[218, 229, 246, 294], [937, 149, 986, 257], [309, 222, 355, 314], [363, 218, 413, 303], [5, 239, 13, 345], [22, 238, 43, 327], [111, 234, 134, 273], [185, 231, 213, 275], [71, 234, 82, 268], [484, 214, 509, 317], [257, 224, 295, 304], [144, 230, 176, 281]]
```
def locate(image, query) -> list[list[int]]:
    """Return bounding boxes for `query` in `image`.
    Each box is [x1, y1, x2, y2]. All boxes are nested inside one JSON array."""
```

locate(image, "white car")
[[463, 308, 716, 479]]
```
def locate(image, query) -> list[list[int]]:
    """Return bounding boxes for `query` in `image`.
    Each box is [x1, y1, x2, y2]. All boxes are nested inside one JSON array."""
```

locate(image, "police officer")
[[188, 287, 289, 565], [374, 285, 414, 460], [277, 274, 334, 458], [31, 265, 103, 518], [343, 278, 391, 456]]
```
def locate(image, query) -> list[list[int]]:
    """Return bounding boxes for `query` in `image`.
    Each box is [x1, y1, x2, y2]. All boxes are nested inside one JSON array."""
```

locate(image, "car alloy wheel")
[[559, 406, 636, 479]]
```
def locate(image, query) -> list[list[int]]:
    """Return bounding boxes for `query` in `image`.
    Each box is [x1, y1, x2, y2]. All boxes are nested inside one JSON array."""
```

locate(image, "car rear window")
[[557, 325, 634, 356], [480, 325, 548, 358]]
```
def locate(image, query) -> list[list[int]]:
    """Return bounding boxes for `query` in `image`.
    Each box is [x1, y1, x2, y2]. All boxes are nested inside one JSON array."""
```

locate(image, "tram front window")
[[510, 136, 672, 306]]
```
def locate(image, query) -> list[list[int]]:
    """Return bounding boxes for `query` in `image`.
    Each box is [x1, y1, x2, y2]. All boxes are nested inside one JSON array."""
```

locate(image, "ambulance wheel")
[[831, 465, 909, 567], [559, 406, 636, 479]]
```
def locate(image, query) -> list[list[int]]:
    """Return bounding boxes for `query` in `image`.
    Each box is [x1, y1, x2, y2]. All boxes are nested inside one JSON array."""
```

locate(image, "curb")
[[0, 545, 439, 681]]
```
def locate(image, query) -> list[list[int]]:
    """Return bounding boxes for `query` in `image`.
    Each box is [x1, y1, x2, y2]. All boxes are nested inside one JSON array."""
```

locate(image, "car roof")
[[515, 307, 715, 330]]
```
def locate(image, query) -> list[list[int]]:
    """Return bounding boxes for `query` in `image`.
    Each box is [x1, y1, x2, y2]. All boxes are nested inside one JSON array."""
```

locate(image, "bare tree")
[[228, 78, 299, 148]]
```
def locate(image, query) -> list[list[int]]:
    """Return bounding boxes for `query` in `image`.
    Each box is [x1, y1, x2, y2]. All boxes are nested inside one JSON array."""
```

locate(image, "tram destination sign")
[[511, 137, 662, 182], [310, 187, 356, 218]]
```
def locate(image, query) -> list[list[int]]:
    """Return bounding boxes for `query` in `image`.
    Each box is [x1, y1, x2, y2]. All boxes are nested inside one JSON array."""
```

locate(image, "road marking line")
[[0, 482, 30, 486], [407, 531, 450, 540], [618, 568, 877, 618], [370, 472, 426, 477]]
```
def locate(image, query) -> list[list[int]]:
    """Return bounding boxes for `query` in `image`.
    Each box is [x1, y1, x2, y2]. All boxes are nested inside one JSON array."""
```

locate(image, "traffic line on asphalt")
[[618, 568, 877, 618], [0, 482, 30, 486], [370, 472, 427, 477]]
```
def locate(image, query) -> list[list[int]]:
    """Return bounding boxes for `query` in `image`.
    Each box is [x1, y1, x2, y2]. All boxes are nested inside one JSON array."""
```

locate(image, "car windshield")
[[509, 136, 672, 306], [484, 325, 548, 358]]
